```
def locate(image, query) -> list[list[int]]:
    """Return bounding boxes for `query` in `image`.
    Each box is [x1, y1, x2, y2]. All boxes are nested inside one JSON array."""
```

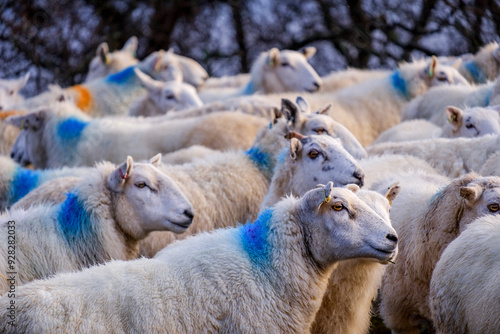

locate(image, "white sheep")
[[0, 156, 92, 211], [458, 42, 500, 84], [320, 68, 389, 92], [0, 154, 193, 294], [479, 151, 500, 176], [128, 68, 202, 117], [377, 172, 500, 333], [429, 214, 500, 334], [202, 72, 251, 89], [367, 134, 500, 178], [163, 48, 209, 88], [373, 105, 500, 144], [0, 73, 30, 111], [0, 182, 398, 334], [85, 36, 139, 82], [140, 127, 365, 257], [6, 101, 267, 168], [198, 47, 322, 103]]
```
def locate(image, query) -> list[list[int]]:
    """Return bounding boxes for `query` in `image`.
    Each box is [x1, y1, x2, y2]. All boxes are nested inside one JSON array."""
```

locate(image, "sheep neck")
[[241, 80, 255, 95], [245, 146, 274, 179], [464, 61, 488, 84], [390, 70, 409, 100], [9, 167, 40, 204]]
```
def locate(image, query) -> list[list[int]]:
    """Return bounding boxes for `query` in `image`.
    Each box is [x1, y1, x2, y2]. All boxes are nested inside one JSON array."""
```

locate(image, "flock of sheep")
[[0, 35, 499, 333]]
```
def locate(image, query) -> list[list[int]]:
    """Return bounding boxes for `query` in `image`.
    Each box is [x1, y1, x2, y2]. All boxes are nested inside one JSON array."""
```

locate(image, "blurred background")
[[1, 0, 499, 97]]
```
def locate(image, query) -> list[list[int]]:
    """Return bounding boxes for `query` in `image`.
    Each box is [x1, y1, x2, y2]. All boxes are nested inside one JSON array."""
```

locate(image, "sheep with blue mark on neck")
[[139, 112, 365, 258], [198, 47, 322, 103], [457, 42, 500, 84], [0, 156, 92, 211], [0, 154, 194, 294], [0, 182, 398, 334], [6, 99, 267, 168]]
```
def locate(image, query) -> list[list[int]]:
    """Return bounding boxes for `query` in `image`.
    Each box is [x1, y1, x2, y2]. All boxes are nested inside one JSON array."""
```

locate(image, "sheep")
[[366, 134, 500, 178], [202, 72, 251, 89], [140, 127, 365, 257], [163, 48, 209, 88], [0, 73, 30, 111], [320, 68, 390, 92], [84, 36, 139, 82], [6, 101, 267, 168], [401, 80, 495, 126], [161, 145, 217, 165], [429, 214, 500, 334], [479, 151, 500, 176], [377, 172, 500, 333], [458, 42, 500, 84], [373, 105, 500, 144], [0, 182, 399, 334], [0, 156, 92, 211], [0, 120, 20, 156], [310, 184, 401, 334], [0, 154, 193, 294], [198, 47, 322, 103], [128, 68, 202, 117]]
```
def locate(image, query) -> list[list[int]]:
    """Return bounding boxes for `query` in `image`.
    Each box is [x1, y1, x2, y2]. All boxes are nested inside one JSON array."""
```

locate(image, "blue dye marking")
[[57, 192, 93, 244], [429, 186, 446, 204], [391, 70, 408, 99], [241, 81, 255, 95], [9, 168, 40, 203], [245, 146, 273, 173], [276, 147, 288, 164], [57, 117, 89, 145], [464, 61, 487, 84], [484, 88, 492, 106], [239, 208, 273, 266], [105, 66, 137, 84]]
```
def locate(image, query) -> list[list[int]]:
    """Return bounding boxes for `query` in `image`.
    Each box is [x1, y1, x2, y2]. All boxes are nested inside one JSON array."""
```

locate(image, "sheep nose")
[[10, 152, 15, 159], [184, 209, 194, 221], [386, 234, 398, 243], [353, 170, 365, 187], [313, 82, 320, 90]]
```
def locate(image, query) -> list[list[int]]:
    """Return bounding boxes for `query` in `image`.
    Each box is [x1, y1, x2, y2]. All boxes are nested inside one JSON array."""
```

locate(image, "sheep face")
[[458, 176, 500, 233], [421, 57, 469, 87], [444, 106, 500, 138], [108, 155, 194, 239], [285, 133, 364, 192], [0, 73, 29, 110], [8, 110, 47, 167], [299, 182, 398, 268], [85, 37, 139, 82], [262, 48, 322, 93]]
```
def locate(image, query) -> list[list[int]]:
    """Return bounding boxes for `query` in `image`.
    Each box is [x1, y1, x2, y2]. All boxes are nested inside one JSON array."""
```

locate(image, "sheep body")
[[458, 42, 500, 84], [320, 68, 389, 92]]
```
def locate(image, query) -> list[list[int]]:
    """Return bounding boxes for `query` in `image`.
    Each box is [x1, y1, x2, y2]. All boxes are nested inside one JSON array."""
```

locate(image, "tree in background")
[[1, 0, 499, 96]]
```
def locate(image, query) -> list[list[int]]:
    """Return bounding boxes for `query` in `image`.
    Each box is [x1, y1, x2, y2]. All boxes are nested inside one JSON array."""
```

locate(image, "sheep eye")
[[332, 203, 343, 211], [308, 150, 319, 159], [488, 204, 499, 212], [314, 128, 326, 135], [281, 62, 290, 67], [166, 94, 175, 100], [135, 182, 147, 189], [465, 123, 475, 129], [437, 74, 448, 82], [8, 90, 14, 96]]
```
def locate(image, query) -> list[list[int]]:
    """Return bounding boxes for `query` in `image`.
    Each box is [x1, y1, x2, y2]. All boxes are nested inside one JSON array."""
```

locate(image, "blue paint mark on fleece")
[[245, 146, 273, 174], [10, 168, 40, 203], [57, 117, 89, 145], [391, 70, 408, 100], [239, 208, 273, 266], [464, 61, 487, 84], [57, 192, 93, 245], [105, 66, 137, 84], [484, 88, 492, 106], [241, 81, 255, 95], [276, 147, 288, 164]]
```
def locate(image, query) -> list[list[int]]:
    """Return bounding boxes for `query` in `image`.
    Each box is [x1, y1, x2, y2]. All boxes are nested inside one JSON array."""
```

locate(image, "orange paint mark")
[[0, 109, 28, 120], [70, 85, 93, 112]]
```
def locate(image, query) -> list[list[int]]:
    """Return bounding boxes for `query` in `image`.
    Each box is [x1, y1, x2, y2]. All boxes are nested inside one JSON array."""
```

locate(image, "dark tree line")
[[1, 0, 499, 96]]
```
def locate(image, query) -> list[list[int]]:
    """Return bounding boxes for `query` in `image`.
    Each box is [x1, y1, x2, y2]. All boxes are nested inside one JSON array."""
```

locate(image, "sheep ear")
[[97, 42, 110, 64], [167, 47, 175, 55], [459, 184, 483, 205], [108, 156, 134, 192], [267, 48, 280, 67], [493, 47, 500, 63], [149, 153, 162, 167], [452, 58, 462, 69], [122, 36, 138, 56], [296, 96, 310, 113], [302, 47, 316, 59], [346, 184, 360, 194], [154, 50, 165, 73], [385, 182, 401, 205], [316, 103, 332, 115], [13, 72, 30, 92], [421, 56, 438, 79], [305, 181, 334, 211], [289, 138, 302, 160], [281, 98, 301, 127], [134, 68, 160, 92], [446, 106, 463, 131], [5, 110, 46, 131], [284, 131, 306, 140]]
